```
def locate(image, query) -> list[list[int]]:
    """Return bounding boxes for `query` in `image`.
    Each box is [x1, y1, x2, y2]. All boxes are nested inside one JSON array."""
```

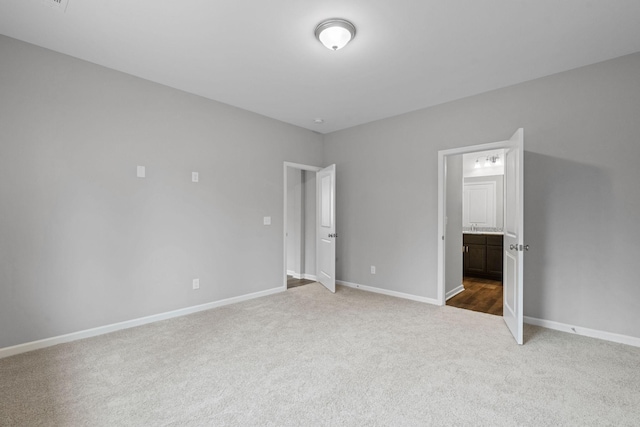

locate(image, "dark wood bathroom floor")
[[447, 277, 503, 316], [287, 276, 316, 289]]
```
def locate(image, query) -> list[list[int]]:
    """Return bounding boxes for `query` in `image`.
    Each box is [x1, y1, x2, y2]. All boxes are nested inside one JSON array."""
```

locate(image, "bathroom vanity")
[[463, 233, 503, 281]]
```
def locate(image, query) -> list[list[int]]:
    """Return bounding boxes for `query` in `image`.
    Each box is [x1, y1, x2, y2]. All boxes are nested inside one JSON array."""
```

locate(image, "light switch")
[[137, 165, 145, 178], [192, 172, 199, 182], [263, 216, 271, 225]]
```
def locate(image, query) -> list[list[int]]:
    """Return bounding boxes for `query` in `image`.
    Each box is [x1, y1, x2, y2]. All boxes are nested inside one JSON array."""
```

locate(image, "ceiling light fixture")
[[315, 19, 356, 51]]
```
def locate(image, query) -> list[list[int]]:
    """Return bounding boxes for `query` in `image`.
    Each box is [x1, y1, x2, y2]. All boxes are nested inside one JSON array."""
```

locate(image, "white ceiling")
[[2, 1, 640, 133]]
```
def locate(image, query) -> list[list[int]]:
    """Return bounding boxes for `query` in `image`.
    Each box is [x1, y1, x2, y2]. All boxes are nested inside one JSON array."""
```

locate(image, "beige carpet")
[[1, 283, 639, 426]]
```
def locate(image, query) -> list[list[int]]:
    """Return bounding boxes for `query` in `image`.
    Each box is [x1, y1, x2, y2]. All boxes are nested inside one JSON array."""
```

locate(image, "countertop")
[[463, 230, 504, 235]]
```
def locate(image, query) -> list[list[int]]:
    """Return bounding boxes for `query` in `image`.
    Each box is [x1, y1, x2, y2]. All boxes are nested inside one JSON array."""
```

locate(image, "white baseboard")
[[337, 280, 439, 305], [287, 271, 317, 281], [0, 286, 285, 359], [337, 281, 639, 348], [446, 284, 465, 301], [524, 316, 640, 348], [7, 285, 636, 359]]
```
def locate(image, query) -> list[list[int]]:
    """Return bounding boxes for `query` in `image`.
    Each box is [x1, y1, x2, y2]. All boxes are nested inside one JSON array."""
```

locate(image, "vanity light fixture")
[[315, 19, 356, 50], [475, 155, 501, 168]]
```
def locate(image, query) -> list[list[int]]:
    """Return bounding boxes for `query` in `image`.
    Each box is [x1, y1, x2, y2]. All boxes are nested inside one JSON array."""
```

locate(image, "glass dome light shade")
[[315, 19, 356, 51]]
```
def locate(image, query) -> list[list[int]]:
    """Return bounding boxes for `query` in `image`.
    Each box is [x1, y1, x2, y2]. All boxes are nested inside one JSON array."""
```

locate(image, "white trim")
[[286, 272, 317, 281], [283, 161, 323, 172], [338, 278, 640, 348], [524, 316, 640, 348], [445, 284, 465, 301], [283, 162, 322, 289], [337, 280, 439, 305], [437, 136, 515, 307], [286, 271, 317, 281], [287, 270, 301, 279], [0, 286, 285, 359]]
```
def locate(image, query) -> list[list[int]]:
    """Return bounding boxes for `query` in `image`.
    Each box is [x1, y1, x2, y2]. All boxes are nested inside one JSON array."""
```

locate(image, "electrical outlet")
[[192, 172, 199, 182], [370, 266, 376, 274], [192, 278, 200, 290]]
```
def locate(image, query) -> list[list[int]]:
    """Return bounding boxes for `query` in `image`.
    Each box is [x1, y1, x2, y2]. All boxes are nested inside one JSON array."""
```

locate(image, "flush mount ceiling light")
[[315, 19, 356, 51]]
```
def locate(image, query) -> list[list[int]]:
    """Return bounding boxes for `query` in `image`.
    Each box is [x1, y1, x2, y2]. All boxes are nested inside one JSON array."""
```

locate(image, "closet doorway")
[[284, 164, 319, 289], [282, 161, 337, 293]]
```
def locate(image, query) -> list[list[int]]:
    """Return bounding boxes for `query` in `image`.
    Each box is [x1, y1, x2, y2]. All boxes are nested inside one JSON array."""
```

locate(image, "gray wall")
[[323, 52, 640, 339], [464, 175, 504, 229], [286, 167, 302, 274], [0, 36, 323, 348]]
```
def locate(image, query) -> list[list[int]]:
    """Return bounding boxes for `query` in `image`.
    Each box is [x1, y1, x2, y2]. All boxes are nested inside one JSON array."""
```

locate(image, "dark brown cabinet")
[[463, 234, 503, 280]]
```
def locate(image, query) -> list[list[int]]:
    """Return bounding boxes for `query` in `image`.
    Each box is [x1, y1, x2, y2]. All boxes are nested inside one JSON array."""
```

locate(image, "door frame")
[[437, 139, 513, 306], [283, 162, 322, 290]]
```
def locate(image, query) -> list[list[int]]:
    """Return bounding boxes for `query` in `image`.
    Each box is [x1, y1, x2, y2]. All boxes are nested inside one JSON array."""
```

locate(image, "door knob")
[[509, 244, 530, 251]]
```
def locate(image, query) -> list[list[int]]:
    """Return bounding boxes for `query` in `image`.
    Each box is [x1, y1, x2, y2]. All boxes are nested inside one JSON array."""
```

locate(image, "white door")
[[503, 129, 524, 344], [316, 164, 336, 293]]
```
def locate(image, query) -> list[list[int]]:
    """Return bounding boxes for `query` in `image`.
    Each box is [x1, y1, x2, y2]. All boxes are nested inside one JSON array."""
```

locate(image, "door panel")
[[316, 164, 336, 293], [503, 129, 524, 344], [504, 251, 517, 316]]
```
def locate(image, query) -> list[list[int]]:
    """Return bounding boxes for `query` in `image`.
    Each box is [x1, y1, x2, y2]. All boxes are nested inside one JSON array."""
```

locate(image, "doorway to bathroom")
[[447, 149, 505, 315], [437, 128, 525, 344]]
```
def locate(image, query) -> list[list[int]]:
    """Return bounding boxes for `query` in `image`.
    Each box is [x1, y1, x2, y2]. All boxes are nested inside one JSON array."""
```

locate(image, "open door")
[[316, 164, 336, 293], [503, 128, 524, 344]]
